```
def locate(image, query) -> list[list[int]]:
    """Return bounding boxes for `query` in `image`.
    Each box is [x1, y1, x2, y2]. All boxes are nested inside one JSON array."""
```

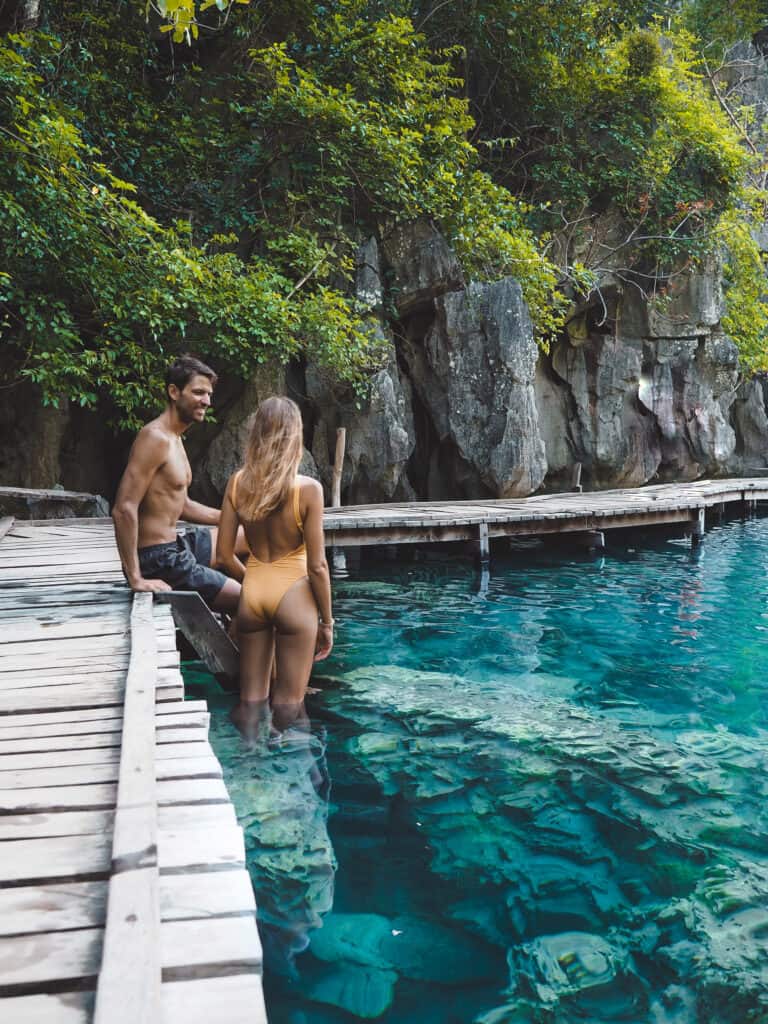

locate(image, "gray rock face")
[[195, 363, 287, 500], [401, 277, 547, 497], [731, 377, 768, 471], [548, 333, 661, 488], [381, 219, 464, 317], [307, 333, 416, 505], [0, 485, 109, 519]]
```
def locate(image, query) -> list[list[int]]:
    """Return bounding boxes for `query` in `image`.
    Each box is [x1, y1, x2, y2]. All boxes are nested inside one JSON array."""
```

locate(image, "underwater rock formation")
[[317, 659, 768, 1021]]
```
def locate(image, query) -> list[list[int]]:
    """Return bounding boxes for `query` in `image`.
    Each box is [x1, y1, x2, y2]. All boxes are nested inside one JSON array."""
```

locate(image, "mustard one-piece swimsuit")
[[233, 471, 308, 623]]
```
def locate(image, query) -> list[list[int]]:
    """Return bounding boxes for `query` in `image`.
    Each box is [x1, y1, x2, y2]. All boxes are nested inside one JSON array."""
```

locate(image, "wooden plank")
[[0, 725, 207, 755], [0, 881, 107, 936], [0, 809, 114, 842], [0, 916, 262, 993], [0, 701, 208, 731], [161, 916, 263, 979], [94, 591, 161, 1024], [159, 825, 245, 873], [156, 591, 239, 680], [0, 865, 255, 939], [0, 646, 179, 680], [0, 833, 111, 885], [0, 740, 212, 770], [0, 517, 16, 544], [0, 755, 220, 788], [0, 927, 103, 995], [0, 801, 234, 843], [159, 869, 255, 922], [0, 991, 93, 1023], [162, 975, 267, 1024], [0, 825, 243, 888], [0, 683, 187, 716]]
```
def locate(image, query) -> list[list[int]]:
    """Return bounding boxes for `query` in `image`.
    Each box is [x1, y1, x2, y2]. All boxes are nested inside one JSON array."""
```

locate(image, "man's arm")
[[215, 474, 246, 582], [112, 429, 172, 592], [180, 496, 221, 526]]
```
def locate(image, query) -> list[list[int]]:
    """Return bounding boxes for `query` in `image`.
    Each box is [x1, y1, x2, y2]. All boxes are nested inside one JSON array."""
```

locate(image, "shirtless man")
[[112, 354, 242, 612]]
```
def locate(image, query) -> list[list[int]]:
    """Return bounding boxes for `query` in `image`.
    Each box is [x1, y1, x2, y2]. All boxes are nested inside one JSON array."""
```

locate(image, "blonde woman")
[[216, 397, 333, 717]]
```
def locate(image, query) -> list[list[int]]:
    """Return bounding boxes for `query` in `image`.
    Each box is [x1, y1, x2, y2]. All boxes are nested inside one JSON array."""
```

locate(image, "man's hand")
[[131, 577, 172, 593]]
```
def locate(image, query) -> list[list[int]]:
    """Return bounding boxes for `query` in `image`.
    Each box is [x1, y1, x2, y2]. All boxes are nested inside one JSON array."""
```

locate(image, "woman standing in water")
[[216, 397, 334, 730]]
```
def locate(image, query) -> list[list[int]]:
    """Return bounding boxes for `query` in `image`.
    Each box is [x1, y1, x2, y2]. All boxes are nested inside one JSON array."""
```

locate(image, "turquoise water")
[[185, 516, 768, 1024]]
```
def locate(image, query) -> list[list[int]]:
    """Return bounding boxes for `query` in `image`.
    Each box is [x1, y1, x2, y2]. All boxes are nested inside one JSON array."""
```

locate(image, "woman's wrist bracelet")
[[319, 618, 334, 627]]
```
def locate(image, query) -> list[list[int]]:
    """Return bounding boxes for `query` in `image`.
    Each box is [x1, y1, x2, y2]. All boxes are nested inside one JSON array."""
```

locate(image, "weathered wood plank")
[[0, 740, 212, 770], [0, 801, 234, 843], [161, 916, 263, 979], [0, 701, 208, 731], [156, 591, 239, 680], [162, 974, 267, 1024], [0, 517, 16, 544], [0, 991, 93, 1022], [0, 927, 103, 995], [0, 724, 208, 755], [0, 917, 263, 995], [0, 809, 114, 842], [0, 881, 107, 937], [159, 869, 255, 922], [94, 591, 161, 1024], [0, 865, 256, 939]]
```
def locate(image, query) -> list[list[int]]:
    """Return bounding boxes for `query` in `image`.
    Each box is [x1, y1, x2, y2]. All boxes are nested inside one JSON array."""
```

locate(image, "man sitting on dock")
[[112, 354, 242, 612]]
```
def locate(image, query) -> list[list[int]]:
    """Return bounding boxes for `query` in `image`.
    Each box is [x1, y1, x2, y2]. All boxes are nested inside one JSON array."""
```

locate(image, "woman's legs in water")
[[236, 602, 275, 703], [272, 577, 318, 722]]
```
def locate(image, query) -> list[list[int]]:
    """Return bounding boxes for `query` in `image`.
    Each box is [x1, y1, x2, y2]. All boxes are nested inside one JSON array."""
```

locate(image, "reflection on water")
[[185, 515, 768, 1024]]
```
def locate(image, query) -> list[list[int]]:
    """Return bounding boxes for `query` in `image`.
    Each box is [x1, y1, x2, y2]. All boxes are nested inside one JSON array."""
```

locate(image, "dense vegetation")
[[2, 0, 768, 424]]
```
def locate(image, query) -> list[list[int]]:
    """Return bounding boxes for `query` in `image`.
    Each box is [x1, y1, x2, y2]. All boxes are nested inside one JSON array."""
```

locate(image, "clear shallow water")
[[184, 516, 768, 1024]]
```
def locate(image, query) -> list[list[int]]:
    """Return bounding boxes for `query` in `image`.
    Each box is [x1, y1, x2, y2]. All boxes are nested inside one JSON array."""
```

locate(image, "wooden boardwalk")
[[0, 519, 266, 1023], [323, 478, 768, 549], [0, 477, 767, 1018]]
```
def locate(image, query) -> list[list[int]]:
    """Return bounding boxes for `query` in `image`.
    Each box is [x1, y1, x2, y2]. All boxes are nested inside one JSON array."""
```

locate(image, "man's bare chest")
[[158, 442, 192, 492]]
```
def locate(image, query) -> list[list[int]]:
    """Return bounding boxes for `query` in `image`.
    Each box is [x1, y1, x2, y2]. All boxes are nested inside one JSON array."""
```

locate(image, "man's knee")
[[212, 578, 241, 613]]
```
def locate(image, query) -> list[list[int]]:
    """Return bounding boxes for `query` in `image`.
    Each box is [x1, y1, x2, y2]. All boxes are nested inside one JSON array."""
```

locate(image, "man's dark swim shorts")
[[137, 527, 228, 605]]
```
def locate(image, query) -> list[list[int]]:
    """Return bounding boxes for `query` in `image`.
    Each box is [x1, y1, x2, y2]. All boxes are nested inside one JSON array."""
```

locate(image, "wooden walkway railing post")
[[691, 508, 705, 548], [93, 592, 161, 1024], [331, 427, 347, 576]]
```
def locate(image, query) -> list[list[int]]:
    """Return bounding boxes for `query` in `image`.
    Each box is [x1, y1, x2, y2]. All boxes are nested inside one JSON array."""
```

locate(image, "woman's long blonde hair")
[[236, 397, 304, 521]]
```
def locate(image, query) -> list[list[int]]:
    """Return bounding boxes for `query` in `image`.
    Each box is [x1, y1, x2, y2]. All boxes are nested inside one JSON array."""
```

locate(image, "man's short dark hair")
[[165, 354, 218, 397]]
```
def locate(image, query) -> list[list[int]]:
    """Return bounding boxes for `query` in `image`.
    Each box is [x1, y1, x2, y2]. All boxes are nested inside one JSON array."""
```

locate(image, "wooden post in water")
[[331, 428, 347, 575], [571, 462, 583, 493], [691, 507, 705, 547]]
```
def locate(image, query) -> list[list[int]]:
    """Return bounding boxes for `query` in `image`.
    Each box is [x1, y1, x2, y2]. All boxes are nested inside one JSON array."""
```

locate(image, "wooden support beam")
[[475, 522, 490, 563], [93, 592, 161, 1024], [330, 427, 348, 574], [155, 591, 238, 681], [691, 508, 705, 547], [331, 428, 346, 509], [0, 517, 14, 545]]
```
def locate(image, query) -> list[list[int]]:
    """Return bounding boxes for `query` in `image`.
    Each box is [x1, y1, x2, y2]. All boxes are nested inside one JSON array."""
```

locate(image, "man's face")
[[169, 374, 213, 425]]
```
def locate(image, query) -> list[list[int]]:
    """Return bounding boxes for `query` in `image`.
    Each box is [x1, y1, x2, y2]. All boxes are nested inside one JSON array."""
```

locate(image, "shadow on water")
[[184, 514, 768, 1024]]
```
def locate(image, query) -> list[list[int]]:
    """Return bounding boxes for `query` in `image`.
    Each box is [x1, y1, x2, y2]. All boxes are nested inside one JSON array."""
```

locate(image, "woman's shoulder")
[[297, 473, 322, 491], [297, 475, 324, 504]]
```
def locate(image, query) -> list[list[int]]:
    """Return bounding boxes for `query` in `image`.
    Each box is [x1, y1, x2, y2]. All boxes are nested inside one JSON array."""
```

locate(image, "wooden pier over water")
[[1, 477, 767, 1020], [0, 519, 266, 1023]]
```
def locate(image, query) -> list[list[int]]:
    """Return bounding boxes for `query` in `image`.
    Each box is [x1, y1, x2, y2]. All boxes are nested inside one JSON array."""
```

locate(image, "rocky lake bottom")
[[184, 514, 768, 1024]]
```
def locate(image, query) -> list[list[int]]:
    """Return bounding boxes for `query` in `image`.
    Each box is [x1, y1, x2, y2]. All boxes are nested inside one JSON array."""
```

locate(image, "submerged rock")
[[309, 911, 500, 983], [303, 959, 397, 1019]]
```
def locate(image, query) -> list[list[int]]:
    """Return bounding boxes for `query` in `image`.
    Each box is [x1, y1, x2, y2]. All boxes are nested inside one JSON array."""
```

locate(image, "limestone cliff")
[[2, 221, 766, 502]]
